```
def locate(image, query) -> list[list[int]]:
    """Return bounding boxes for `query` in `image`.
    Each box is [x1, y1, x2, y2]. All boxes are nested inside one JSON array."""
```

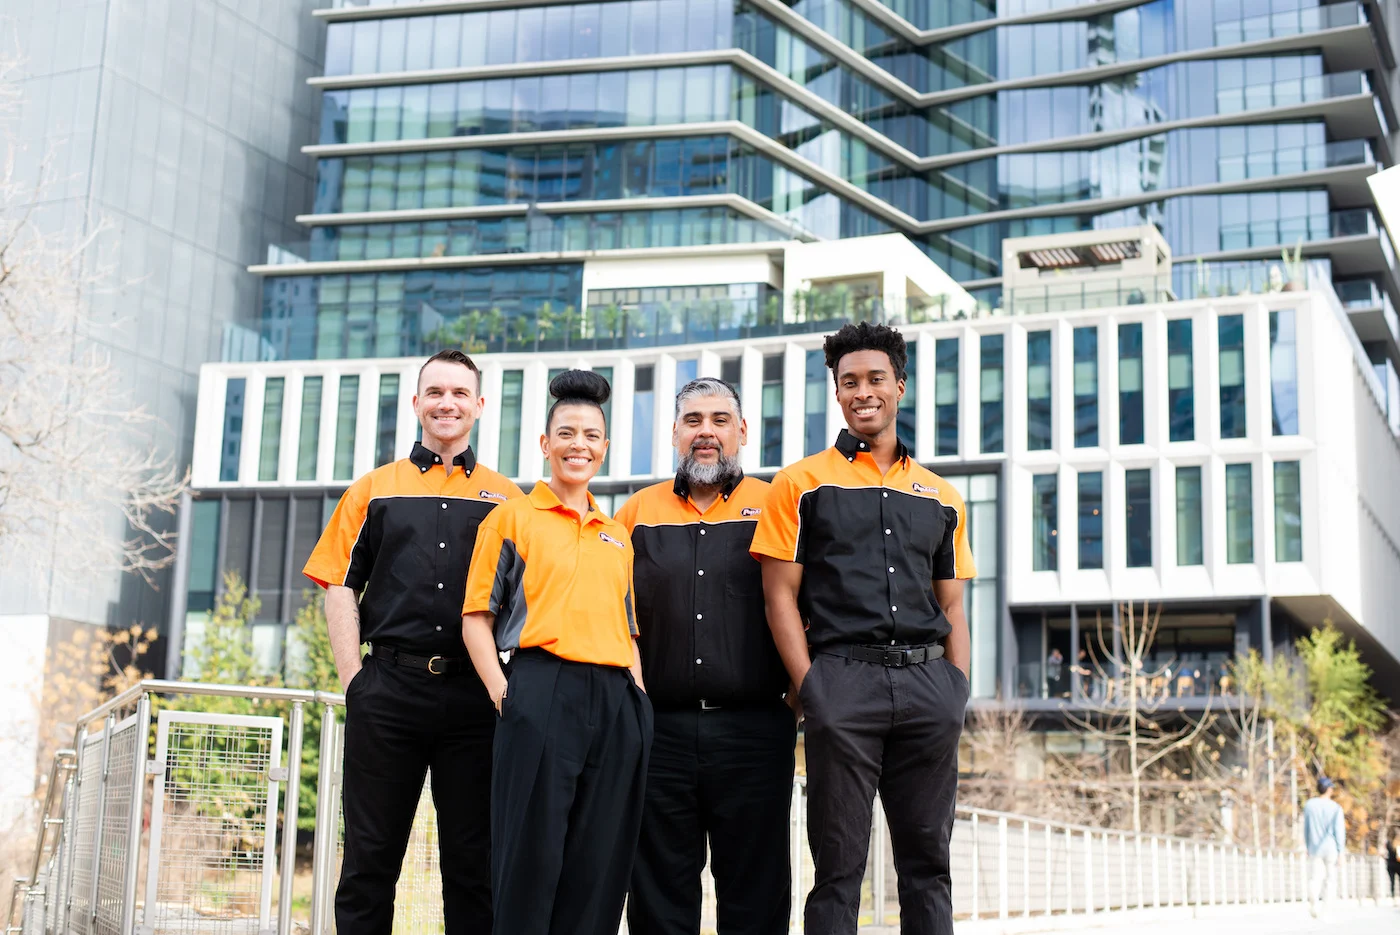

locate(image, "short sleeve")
[[613, 492, 639, 533], [303, 478, 373, 590], [624, 552, 638, 637], [749, 470, 804, 564], [933, 489, 977, 581], [462, 510, 509, 616]]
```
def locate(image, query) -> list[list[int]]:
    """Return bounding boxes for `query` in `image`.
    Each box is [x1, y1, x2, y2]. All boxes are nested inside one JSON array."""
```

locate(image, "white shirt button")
[[435, 625, 442, 631], [697, 569, 704, 576], [888, 566, 895, 573], [441, 502, 448, 509], [437, 583, 444, 589], [859, 442, 866, 448], [434, 456, 441, 462], [882, 492, 888, 498], [891, 605, 898, 612], [439, 542, 446, 549], [696, 614, 703, 620], [700, 529, 706, 536], [848, 456, 854, 462], [885, 528, 891, 535], [696, 658, 703, 664]]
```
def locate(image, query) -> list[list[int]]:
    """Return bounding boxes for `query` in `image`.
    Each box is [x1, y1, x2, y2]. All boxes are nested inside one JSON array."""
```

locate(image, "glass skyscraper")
[[254, 0, 1399, 379]]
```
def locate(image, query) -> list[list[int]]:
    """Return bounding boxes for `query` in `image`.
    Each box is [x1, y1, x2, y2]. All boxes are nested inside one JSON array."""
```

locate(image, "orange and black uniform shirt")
[[749, 429, 976, 649], [304, 442, 523, 655], [463, 481, 637, 669], [614, 473, 788, 709]]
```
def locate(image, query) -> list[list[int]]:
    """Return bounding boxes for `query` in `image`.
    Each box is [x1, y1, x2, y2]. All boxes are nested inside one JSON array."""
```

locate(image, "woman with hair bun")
[[461, 369, 652, 935]]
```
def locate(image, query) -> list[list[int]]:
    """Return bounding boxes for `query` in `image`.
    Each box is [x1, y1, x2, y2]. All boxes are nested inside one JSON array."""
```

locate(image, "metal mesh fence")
[[146, 716, 280, 935], [93, 718, 140, 935], [66, 731, 106, 935]]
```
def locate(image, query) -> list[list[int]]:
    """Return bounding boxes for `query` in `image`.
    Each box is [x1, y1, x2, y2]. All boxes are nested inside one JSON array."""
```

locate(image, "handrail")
[[74, 679, 346, 729], [5, 749, 76, 934]]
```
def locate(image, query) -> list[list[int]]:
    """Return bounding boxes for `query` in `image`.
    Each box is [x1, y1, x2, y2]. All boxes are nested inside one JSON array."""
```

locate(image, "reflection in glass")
[[1274, 460, 1302, 562], [1073, 326, 1097, 447], [1225, 462, 1253, 564], [898, 341, 917, 451], [259, 378, 285, 482], [805, 349, 826, 456], [1125, 468, 1152, 567], [376, 375, 399, 467], [1032, 473, 1058, 571], [499, 370, 525, 478], [1270, 309, 1299, 435], [298, 377, 323, 481], [221, 378, 246, 483], [980, 334, 1003, 453], [761, 354, 783, 467], [934, 338, 957, 455], [1167, 319, 1194, 441], [1175, 465, 1203, 566], [1219, 314, 1246, 438], [334, 376, 360, 481], [1118, 323, 1144, 445], [1027, 330, 1052, 450], [1077, 471, 1102, 570]]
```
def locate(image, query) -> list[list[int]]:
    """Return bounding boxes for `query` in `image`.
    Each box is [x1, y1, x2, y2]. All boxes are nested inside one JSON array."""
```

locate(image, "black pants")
[[492, 650, 653, 935], [1388, 864, 1399, 896], [799, 650, 968, 935], [628, 701, 797, 935], [337, 652, 496, 935]]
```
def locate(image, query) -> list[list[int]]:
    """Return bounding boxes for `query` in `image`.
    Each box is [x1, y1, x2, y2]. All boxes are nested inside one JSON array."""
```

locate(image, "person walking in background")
[[618, 377, 794, 935], [751, 322, 975, 935], [1385, 828, 1399, 902], [304, 349, 522, 935], [1303, 776, 1346, 919], [460, 370, 653, 935]]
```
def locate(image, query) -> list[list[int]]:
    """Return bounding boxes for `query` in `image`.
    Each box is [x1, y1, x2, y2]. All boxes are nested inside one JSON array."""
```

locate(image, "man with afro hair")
[[750, 321, 975, 934]]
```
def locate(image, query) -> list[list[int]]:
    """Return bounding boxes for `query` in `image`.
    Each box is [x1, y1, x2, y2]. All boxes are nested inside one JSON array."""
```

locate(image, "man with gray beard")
[[616, 378, 795, 935]]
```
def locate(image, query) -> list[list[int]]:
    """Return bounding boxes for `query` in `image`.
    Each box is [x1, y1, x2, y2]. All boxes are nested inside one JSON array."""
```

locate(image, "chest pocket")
[[899, 493, 946, 566], [722, 522, 764, 599]]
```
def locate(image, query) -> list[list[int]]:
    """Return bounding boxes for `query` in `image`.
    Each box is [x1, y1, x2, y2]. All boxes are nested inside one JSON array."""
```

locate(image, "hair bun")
[[548, 369, 611, 405]]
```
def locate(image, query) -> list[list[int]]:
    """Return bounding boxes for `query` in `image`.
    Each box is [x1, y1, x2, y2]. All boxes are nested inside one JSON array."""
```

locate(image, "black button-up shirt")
[[750, 430, 976, 649], [614, 473, 788, 708], [304, 442, 524, 655]]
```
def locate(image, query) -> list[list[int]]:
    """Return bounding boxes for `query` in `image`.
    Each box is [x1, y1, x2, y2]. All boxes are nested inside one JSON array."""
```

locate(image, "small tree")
[[1062, 601, 1216, 834]]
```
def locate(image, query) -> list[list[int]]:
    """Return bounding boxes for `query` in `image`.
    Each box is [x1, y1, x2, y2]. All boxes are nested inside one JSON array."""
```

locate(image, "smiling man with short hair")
[[305, 348, 523, 935], [751, 323, 975, 935]]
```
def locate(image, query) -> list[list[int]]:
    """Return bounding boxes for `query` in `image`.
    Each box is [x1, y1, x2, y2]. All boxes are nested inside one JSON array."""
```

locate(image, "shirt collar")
[[672, 469, 745, 503], [834, 428, 909, 465], [409, 441, 477, 474], [527, 480, 601, 519]]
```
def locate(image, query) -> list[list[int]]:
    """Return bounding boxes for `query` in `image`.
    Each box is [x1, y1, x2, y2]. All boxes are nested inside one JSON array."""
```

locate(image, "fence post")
[[789, 780, 803, 935], [57, 728, 88, 935], [1043, 824, 1052, 917], [996, 817, 1008, 921], [310, 706, 338, 935], [1064, 826, 1073, 915], [118, 695, 151, 935], [1193, 843, 1202, 909], [970, 813, 979, 921], [83, 714, 115, 935], [277, 702, 306, 935], [872, 806, 887, 926], [1021, 821, 1030, 918], [1083, 830, 1094, 916]]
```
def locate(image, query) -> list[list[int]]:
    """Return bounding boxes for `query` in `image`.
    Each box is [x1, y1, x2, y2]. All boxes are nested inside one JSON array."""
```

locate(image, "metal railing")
[[7, 680, 1392, 935]]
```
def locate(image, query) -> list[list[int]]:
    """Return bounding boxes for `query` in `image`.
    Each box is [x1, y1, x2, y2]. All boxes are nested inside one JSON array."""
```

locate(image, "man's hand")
[[490, 681, 507, 715]]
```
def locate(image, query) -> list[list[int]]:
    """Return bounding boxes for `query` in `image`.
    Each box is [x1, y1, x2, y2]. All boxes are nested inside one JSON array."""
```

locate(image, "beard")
[[678, 443, 742, 489]]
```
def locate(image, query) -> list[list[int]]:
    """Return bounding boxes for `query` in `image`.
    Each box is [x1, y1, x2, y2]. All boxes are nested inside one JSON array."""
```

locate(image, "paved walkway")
[[957, 900, 1400, 935]]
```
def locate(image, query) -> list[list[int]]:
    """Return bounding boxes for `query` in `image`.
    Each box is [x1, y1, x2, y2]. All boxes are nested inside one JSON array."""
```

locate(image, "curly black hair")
[[822, 322, 908, 384], [546, 369, 612, 431]]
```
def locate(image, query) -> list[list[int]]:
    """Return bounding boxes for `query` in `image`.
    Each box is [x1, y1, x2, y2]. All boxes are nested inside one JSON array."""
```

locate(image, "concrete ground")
[[944, 899, 1400, 935]]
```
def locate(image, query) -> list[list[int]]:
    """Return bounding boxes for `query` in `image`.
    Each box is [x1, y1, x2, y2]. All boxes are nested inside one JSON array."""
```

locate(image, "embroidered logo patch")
[[599, 531, 626, 548], [912, 482, 938, 495], [479, 490, 509, 501], [741, 507, 762, 517]]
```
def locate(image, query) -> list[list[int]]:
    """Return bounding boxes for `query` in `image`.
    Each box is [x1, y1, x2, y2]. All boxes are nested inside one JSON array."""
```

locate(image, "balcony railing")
[[1217, 208, 1383, 252], [1216, 138, 1373, 182], [1014, 657, 1235, 702], [999, 276, 1175, 318], [1215, 69, 1371, 115], [1213, 0, 1365, 47]]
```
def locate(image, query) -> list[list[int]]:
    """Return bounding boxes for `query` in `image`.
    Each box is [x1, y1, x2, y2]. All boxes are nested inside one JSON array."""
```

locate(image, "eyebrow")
[[838, 367, 889, 382]]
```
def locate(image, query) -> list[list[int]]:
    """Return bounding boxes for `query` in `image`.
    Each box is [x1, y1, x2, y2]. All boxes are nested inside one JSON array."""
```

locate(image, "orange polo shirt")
[[463, 481, 637, 668]]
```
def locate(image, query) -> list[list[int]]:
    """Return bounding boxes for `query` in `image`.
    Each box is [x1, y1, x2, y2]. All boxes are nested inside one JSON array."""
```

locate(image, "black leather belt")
[[369, 644, 470, 675], [821, 643, 944, 667]]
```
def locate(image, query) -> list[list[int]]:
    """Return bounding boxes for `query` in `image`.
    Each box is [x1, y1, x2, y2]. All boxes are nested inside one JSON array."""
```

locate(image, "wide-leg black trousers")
[[628, 702, 797, 935], [337, 653, 496, 935], [491, 649, 653, 935], [799, 650, 968, 935]]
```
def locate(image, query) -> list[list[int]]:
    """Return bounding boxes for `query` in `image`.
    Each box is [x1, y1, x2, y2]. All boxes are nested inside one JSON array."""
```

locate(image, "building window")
[[980, 334, 1004, 453], [333, 376, 360, 481], [1125, 468, 1152, 567], [259, 378, 284, 482], [499, 369, 524, 477], [1219, 314, 1246, 438], [631, 364, 655, 476], [934, 338, 958, 455], [594, 366, 613, 475], [221, 379, 246, 482], [805, 349, 827, 456], [1167, 319, 1194, 441], [1225, 462, 1254, 564], [297, 377, 323, 481], [1175, 465, 1203, 566], [1270, 309, 1298, 436], [1118, 322, 1144, 445], [898, 339, 918, 451], [1274, 460, 1302, 562], [720, 356, 741, 385], [1077, 471, 1102, 570], [761, 354, 783, 467], [1073, 326, 1098, 447], [186, 499, 222, 615], [1032, 473, 1058, 571], [1027, 330, 1052, 450], [542, 367, 566, 477], [375, 374, 399, 467]]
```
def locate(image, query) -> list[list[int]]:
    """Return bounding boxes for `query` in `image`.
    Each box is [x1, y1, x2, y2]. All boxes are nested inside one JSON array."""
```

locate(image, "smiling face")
[[834, 348, 904, 440], [541, 403, 608, 486], [673, 392, 745, 480], [413, 359, 482, 450]]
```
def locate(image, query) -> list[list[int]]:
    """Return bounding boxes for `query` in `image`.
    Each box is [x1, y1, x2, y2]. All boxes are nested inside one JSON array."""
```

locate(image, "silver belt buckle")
[[699, 699, 722, 711]]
